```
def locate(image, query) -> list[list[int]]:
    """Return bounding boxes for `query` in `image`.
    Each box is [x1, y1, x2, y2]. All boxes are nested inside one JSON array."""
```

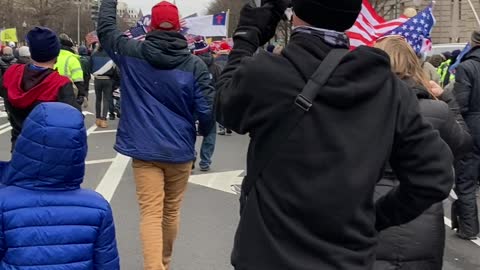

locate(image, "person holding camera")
[[216, 0, 455, 269]]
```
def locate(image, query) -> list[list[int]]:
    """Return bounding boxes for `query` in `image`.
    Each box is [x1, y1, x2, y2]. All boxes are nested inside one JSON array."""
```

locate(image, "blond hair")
[[374, 36, 434, 98]]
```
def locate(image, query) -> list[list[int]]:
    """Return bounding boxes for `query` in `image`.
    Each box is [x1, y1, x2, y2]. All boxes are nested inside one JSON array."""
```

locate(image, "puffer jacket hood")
[[142, 31, 191, 69], [0, 102, 87, 191]]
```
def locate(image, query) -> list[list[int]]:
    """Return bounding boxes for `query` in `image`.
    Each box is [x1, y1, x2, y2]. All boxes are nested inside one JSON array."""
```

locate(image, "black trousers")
[[94, 79, 113, 119], [454, 144, 480, 237]]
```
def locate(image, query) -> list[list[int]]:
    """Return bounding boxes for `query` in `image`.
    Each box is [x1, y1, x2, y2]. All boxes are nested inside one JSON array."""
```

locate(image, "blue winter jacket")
[[98, 0, 215, 163], [0, 103, 120, 270], [91, 48, 115, 78]]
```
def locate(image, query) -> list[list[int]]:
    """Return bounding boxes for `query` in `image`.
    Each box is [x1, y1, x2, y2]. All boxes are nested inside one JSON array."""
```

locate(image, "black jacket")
[[198, 52, 223, 86], [217, 32, 454, 270], [375, 81, 472, 270], [454, 47, 480, 135], [0, 55, 16, 74]]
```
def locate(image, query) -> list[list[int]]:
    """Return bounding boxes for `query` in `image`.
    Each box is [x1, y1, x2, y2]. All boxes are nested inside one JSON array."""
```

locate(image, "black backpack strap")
[[240, 49, 349, 211]]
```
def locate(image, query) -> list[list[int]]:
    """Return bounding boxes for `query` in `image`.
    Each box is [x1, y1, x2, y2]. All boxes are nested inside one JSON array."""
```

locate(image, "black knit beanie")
[[26, 27, 61, 63], [471, 30, 480, 47], [292, 0, 362, 32]]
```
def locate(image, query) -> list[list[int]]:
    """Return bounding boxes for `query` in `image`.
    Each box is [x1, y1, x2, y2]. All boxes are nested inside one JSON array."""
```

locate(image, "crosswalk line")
[[95, 154, 131, 202]]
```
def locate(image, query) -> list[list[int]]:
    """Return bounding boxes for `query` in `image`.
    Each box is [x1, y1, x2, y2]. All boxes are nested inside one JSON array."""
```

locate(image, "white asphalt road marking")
[[86, 158, 115, 165], [90, 129, 117, 134], [0, 126, 12, 135], [86, 124, 98, 136], [0, 122, 10, 129], [0, 111, 7, 118], [95, 153, 131, 202], [82, 111, 95, 116], [189, 170, 244, 194]]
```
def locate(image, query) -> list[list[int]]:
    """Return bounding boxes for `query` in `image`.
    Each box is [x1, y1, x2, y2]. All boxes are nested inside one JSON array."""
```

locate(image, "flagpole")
[[466, 0, 480, 27], [226, 9, 231, 38]]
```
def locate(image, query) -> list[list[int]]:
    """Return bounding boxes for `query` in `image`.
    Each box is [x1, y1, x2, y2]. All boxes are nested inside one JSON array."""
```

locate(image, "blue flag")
[[449, 43, 471, 74]]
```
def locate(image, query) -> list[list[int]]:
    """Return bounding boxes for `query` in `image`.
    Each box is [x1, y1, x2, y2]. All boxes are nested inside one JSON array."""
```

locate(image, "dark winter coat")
[[451, 45, 480, 238], [217, 31, 454, 270], [91, 49, 114, 78], [0, 64, 80, 148], [98, 0, 214, 163], [0, 55, 16, 74], [198, 52, 223, 86], [374, 80, 472, 270], [454, 46, 480, 138]]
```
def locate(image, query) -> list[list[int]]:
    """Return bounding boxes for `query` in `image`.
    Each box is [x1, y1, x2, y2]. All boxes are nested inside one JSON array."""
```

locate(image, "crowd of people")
[[0, 0, 478, 269]]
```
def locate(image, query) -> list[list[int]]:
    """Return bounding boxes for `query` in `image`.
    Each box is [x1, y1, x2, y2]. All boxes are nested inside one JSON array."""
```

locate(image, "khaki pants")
[[133, 159, 193, 270]]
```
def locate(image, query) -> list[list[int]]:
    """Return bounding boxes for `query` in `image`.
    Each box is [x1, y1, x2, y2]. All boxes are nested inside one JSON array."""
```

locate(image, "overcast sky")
[[124, 0, 213, 17]]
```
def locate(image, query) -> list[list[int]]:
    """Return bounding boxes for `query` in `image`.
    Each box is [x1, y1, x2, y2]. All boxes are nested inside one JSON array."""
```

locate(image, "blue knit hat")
[[26, 27, 60, 63]]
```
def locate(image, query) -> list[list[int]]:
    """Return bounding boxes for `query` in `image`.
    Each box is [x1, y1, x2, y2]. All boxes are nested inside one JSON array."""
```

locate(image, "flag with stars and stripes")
[[125, 25, 146, 40], [387, 5, 436, 54]]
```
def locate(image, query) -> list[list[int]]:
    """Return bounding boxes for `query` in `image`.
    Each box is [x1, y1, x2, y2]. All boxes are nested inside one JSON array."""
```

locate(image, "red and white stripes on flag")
[[347, 0, 408, 48]]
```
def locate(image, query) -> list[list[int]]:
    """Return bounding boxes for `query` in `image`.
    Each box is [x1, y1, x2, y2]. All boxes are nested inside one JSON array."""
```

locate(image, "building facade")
[[376, 0, 480, 44], [117, 1, 141, 26]]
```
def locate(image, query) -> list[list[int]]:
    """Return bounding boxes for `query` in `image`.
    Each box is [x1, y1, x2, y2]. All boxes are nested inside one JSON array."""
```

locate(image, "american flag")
[[387, 5, 436, 54], [124, 17, 188, 41], [347, 0, 408, 48], [125, 25, 146, 41]]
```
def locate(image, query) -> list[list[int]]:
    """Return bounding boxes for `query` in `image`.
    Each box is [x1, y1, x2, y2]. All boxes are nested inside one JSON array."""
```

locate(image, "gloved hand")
[[234, 0, 289, 47]]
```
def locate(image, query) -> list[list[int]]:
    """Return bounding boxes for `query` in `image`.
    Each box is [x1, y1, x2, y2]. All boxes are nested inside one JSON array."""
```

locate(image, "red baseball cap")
[[150, 1, 181, 31]]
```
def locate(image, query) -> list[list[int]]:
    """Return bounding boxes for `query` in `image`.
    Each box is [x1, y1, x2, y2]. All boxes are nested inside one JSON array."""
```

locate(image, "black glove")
[[234, 0, 289, 47]]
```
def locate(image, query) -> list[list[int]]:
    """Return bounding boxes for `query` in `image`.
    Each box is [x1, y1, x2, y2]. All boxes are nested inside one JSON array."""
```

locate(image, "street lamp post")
[[77, 4, 81, 45]]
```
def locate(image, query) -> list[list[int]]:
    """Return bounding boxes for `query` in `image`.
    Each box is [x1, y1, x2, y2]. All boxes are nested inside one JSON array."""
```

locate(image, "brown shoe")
[[95, 119, 102, 127], [100, 120, 108, 129]]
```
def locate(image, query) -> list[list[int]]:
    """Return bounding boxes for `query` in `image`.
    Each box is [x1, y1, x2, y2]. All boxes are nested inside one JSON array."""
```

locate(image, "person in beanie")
[[0, 27, 80, 151], [17, 46, 32, 64], [193, 37, 223, 171], [54, 33, 86, 106], [216, 1, 454, 269], [0, 102, 120, 270], [452, 30, 480, 240], [98, 1, 214, 269]]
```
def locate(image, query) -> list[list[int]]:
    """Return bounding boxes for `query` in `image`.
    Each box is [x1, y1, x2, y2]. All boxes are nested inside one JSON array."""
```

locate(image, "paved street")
[[1, 93, 480, 269]]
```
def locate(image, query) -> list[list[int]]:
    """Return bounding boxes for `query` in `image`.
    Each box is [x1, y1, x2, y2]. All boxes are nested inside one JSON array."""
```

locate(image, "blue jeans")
[[200, 124, 217, 169]]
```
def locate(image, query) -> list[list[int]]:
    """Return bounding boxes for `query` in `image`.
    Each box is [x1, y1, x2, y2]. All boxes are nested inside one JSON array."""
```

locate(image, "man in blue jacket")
[[98, 1, 214, 269], [0, 102, 119, 270]]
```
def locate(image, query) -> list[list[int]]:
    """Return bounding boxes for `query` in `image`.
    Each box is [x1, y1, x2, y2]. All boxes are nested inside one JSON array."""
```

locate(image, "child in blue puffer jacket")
[[0, 102, 120, 270]]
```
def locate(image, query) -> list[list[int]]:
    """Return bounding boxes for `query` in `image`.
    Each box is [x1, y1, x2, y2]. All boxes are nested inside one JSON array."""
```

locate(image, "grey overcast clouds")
[[124, 0, 213, 17]]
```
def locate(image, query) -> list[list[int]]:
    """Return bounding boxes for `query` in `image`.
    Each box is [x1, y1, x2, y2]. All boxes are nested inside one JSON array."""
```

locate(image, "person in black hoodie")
[[216, 1, 455, 269], [0, 27, 79, 151], [373, 36, 472, 270], [452, 30, 480, 240]]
